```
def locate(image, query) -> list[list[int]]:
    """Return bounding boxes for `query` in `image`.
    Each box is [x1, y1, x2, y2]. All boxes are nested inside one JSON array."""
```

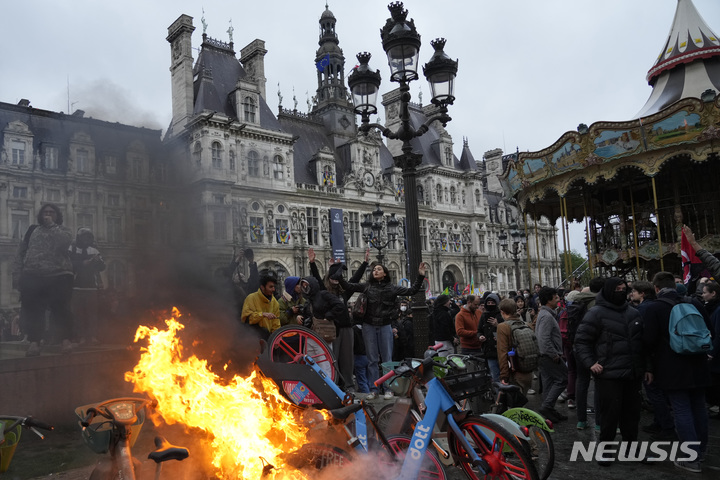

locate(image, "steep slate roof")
[[277, 113, 333, 185], [0, 102, 162, 162], [192, 37, 283, 132], [459, 138, 479, 172], [635, 0, 720, 117]]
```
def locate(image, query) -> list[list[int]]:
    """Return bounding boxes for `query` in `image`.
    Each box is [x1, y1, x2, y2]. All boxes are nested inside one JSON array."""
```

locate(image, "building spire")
[[635, 0, 720, 117], [314, 3, 349, 109]]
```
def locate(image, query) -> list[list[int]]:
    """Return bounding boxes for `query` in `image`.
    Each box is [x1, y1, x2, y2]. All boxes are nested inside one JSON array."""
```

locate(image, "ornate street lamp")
[[348, 1, 458, 356], [499, 223, 527, 292], [361, 203, 400, 263]]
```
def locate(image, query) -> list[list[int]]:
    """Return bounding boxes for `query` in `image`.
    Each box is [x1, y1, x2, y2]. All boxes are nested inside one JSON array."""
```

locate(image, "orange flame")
[[124, 308, 317, 479]]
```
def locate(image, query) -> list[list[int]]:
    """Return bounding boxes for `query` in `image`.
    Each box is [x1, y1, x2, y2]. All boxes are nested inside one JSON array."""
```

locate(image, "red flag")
[[681, 229, 702, 285]]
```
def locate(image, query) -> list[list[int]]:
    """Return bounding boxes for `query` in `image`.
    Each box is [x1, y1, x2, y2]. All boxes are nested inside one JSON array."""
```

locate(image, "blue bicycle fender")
[[481, 413, 531, 441], [502, 408, 554, 433]]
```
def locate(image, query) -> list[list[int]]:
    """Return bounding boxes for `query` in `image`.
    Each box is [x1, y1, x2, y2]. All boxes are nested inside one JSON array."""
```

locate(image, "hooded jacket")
[[479, 293, 502, 358], [278, 276, 309, 326], [302, 276, 352, 330], [339, 271, 425, 327], [642, 288, 711, 390], [574, 278, 645, 380], [241, 287, 280, 334]]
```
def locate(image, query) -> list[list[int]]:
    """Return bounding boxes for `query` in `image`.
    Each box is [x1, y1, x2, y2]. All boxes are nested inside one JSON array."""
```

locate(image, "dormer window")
[[77, 149, 90, 173], [11, 141, 26, 165], [211, 142, 222, 169], [322, 165, 334, 186], [243, 96, 256, 122], [273, 155, 284, 180], [248, 151, 259, 177]]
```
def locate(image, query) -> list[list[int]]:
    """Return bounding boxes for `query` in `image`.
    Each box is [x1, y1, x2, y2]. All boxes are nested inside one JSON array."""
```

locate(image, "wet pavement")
[[4, 374, 720, 479]]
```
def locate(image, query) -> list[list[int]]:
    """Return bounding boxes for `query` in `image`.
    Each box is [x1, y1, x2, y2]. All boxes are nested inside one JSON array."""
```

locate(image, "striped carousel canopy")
[[635, 0, 720, 118]]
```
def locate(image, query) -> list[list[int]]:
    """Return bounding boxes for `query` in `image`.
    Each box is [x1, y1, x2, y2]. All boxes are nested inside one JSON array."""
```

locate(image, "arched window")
[[435, 184, 442, 203], [248, 151, 259, 177], [229, 150, 236, 170], [243, 96, 256, 122], [107, 260, 126, 290], [450, 186, 457, 204], [273, 155, 284, 180], [417, 185, 424, 203], [211, 142, 222, 168], [193, 142, 201, 164]]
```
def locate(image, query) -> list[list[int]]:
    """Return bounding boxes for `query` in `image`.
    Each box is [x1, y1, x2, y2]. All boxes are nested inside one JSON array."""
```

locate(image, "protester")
[[575, 278, 645, 465], [479, 293, 502, 382], [392, 298, 414, 361], [12, 204, 74, 356], [430, 294, 456, 357], [455, 295, 483, 355], [339, 261, 427, 400], [241, 274, 280, 338], [69, 228, 105, 345], [497, 298, 535, 394], [278, 276, 308, 326], [535, 286, 568, 423], [643, 271, 711, 473]]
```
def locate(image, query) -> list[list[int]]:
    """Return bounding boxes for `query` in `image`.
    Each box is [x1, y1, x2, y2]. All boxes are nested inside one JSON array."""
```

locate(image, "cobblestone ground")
[[6, 381, 720, 479]]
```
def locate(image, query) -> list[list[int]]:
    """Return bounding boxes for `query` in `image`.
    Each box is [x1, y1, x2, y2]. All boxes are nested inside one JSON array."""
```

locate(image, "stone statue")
[[201, 8, 207, 34], [306, 91, 312, 113], [227, 19, 234, 43], [277, 83, 283, 108], [293, 87, 298, 111]]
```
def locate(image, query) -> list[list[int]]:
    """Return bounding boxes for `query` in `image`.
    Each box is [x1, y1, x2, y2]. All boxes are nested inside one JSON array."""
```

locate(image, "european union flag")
[[316, 54, 330, 72]]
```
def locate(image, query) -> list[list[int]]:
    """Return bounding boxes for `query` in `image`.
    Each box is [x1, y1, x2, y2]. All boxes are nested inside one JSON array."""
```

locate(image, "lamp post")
[[348, 2, 458, 357], [499, 223, 527, 292], [361, 203, 400, 263]]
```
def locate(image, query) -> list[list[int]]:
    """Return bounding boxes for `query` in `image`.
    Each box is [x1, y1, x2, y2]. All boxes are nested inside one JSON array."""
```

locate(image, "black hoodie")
[[302, 276, 352, 330]]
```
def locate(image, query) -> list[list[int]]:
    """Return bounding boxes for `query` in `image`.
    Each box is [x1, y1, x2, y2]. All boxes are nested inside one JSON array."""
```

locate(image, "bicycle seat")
[[493, 382, 521, 393], [148, 436, 189, 463], [328, 403, 363, 421]]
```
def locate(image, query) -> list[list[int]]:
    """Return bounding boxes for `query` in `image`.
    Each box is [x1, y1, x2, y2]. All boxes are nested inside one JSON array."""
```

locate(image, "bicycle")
[[378, 353, 554, 480], [259, 342, 538, 480], [257, 343, 447, 479], [76, 397, 189, 480], [0, 415, 54, 473]]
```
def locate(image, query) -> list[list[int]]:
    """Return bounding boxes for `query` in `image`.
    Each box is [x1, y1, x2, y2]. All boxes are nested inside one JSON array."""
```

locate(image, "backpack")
[[565, 300, 589, 345], [509, 320, 540, 372], [659, 297, 712, 355], [558, 307, 569, 344], [351, 292, 368, 321]]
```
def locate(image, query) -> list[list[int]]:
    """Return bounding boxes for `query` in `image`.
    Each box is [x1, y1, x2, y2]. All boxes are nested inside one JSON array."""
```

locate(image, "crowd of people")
[[9, 205, 720, 474]]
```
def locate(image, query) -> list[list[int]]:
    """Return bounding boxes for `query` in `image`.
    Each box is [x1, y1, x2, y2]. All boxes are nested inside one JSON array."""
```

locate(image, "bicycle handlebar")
[[374, 369, 396, 387], [24, 417, 54, 431]]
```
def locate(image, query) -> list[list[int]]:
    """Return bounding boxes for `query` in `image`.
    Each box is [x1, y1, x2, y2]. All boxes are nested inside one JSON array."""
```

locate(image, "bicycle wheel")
[[523, 426, 554, 480], [375, 403, 415, 436], [267, 326, 336, 406], [448, 416, 538, 480], [382, 434, 448, 480]]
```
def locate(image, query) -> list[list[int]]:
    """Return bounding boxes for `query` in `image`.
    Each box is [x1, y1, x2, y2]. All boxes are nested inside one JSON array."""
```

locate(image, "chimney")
[[17, 99, 30, 107], [72, 109, 85, 118], [167, 15, 196, 137], [240, 39, 268, 100]]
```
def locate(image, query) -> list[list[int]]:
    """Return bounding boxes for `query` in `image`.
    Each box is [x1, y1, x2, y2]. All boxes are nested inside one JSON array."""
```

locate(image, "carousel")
[[502, 0, 720, 285]]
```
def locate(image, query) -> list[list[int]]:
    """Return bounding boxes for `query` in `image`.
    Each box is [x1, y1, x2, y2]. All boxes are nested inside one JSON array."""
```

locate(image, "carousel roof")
[[635, 0, 720, 118]]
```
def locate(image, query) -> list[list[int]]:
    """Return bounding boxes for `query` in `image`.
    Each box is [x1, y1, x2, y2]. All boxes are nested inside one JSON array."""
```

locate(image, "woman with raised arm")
[[337, 261, 428, 400]]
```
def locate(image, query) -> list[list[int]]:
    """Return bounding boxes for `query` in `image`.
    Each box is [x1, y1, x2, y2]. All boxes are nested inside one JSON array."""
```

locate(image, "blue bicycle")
[[258, 347, 538, 480]]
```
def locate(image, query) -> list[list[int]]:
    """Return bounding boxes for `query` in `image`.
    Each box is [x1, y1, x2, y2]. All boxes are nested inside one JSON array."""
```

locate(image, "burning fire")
[[124, 308, 319, 479]]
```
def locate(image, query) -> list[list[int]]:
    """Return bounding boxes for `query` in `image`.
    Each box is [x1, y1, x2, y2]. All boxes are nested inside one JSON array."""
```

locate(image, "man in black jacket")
[[575, 277, 645, 465], [642, 271, 711, 473]]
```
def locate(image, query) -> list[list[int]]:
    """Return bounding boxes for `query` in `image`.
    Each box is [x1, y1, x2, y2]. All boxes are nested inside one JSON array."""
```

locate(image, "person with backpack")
[[642, 271, 711, 473], [575, 277, 645, 466], [11, 204, 74, 356], [497, 298, 539, 394]]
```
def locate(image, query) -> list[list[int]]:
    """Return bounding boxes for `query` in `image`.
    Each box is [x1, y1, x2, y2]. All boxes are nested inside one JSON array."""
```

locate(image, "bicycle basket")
[[441, 370, 492, 401], [0, 420, 22, 472], [74, 404, 146, 454]]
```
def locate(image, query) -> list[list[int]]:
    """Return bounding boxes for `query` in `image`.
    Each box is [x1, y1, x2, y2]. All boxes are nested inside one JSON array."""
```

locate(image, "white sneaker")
[[365, 391, 378, 400], [384, 391, 395, 400]]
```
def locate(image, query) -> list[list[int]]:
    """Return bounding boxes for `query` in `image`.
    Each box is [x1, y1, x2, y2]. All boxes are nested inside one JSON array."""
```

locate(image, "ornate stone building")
[[0, 7, 560, 312]]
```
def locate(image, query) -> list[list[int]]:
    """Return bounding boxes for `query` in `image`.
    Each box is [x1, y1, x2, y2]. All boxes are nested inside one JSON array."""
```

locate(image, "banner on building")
[[330, 208, 346, 263]]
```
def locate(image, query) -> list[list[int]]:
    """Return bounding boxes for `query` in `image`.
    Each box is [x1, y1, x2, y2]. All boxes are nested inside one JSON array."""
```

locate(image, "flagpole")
[[651, 177, 665, 271]]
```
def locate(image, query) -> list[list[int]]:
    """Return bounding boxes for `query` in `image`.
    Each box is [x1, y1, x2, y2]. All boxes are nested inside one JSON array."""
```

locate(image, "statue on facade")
[[227, 19, 234, 43], [277, 83, 283, 108], [201, 8, 208, 34]]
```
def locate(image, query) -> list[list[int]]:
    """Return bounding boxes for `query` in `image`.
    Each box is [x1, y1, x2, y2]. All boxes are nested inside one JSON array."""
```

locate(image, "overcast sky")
[[2, 0, 719, 256]]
